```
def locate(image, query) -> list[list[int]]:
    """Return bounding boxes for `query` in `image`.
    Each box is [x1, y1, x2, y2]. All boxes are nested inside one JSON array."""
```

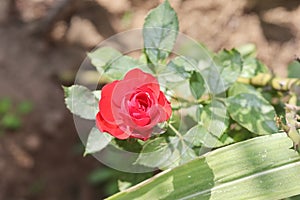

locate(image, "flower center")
[[130, 91, 152, 112], [126, 91, 152, 127]]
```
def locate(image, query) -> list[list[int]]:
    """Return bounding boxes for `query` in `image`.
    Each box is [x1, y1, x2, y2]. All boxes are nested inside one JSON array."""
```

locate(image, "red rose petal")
[[96, 112, 129, 140], [132, 117, 151, 127], [100, 80, 119, 123], [124, 68, 157, 85], [157, 91, 172, 121], [112, 69, 160, 106]]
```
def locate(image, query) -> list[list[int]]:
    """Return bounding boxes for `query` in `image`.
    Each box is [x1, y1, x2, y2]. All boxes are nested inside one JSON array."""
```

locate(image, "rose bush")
[[96, 68, 172, 140], [64, 1, 300, 198]]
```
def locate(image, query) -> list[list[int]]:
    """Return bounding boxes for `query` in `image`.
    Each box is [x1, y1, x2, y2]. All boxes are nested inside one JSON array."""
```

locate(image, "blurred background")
[[0, 0, 300, 199]]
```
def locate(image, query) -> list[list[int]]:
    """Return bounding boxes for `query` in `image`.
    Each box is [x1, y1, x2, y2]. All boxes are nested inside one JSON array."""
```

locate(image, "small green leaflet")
[[104, 55, 141, 80], [64, 85, 98, 120], [214, 49, 243, 91], [201, 100, 230, 138], [236, 43, 256, 58], [226, 93, 278, 135], [228, 82, 259, 97], [88, 47, 145, 80], [88, 47, 122, 73], [84, 127, 113, 156], [183, 124, 223, 148], [163, 56, 195, 82], [288, 61, 300, 79], [189, 71, 205, 99], [93, 90, 101, 101], [143, 0, 179, 64], [199, 49, 242, 94], [135, 137, 172, 168], [240, 57, 269, 78]]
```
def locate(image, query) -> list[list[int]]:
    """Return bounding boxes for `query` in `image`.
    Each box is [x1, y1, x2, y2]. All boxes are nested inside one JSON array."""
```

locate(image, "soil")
[[0, 0, 299, 199]]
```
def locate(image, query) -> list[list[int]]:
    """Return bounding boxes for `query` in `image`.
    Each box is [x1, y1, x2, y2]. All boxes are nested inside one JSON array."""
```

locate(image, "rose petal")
[[124, 68, 158, 85], [137, 84, 159, 102], [157, 91, 172, 121], [132, 116, 151, 126], [148, 104, 167, 124], [96, 112, 129, 140], [112, 69, 160, 106], [129, 128, 152, 141], [99, 80, 119, 123]]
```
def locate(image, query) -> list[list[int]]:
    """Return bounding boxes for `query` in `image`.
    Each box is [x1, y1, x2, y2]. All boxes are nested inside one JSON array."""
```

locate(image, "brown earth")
[[0, 0, 299, 199]]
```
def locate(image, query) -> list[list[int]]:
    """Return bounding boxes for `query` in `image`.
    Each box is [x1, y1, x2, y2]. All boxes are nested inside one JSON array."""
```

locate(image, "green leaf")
[[183, 124, 223, 148], [88, 47, 122, 73], [1, 114, 21, 130], [201, 100, 229, 138], [228, 82, 258, 97], [236, 44, 268, 78], [0, 98, 11, 115], [159, 136, 198, 168], [168, 56, 196, 72], [158, 148, 181, 170], [84, 127, 113, 156], [199, 49, 242, 94], [240, 57, 269, 78], [177, 143, 197, 165], [214, 49, 243, 91], [112, 139, 143, 153], [135, 137, 172, 168], [106, 133, 300, 200], [64, 85, 98, 120], [288, 61, 300, 79], [163, 56, 195, 82], [226, 93, 278, 135], [88, 168, 117, 184], [165, 79, 194, 102], [197, 62, 224, 95], [93, 90, 101, 101], [189, 71, 205, 99], [118, 172, 153, 192], [17, 101, 33, 114], [236, 43, 256, 58], [105, 55, 142, 80], [177, 41, 214, 62], [88, 47, 147, 81], [118, 180, 132, 192], [143, 0, 179, 64]]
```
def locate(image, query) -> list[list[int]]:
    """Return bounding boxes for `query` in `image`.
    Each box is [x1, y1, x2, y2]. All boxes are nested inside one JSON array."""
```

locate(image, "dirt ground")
[[0, 0, 300, 199]]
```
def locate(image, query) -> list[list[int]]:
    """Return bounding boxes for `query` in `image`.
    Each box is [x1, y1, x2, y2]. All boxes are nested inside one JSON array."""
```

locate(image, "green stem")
[[169, 95, 209, 110], [168, 123, 186, 147]]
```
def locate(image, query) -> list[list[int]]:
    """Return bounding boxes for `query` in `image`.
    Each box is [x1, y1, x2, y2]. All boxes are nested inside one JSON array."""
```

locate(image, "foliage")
[[0, 97, 33, 135], [288, 60, 300, 79], [64, 0, 300, 199], [107, 133, 300, 200], [88, 167, 153, 196]]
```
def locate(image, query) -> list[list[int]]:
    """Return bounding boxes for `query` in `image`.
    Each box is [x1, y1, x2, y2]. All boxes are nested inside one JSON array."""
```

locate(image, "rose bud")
[[96, 68, 172, 140]]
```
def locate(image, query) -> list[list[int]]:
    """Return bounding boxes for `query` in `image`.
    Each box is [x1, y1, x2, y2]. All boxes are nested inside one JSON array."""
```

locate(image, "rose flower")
[[96, 68, 172, 140]]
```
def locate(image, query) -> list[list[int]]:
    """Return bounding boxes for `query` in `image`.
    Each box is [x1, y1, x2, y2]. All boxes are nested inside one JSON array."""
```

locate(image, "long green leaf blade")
[[106, 133, 300, 200]]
